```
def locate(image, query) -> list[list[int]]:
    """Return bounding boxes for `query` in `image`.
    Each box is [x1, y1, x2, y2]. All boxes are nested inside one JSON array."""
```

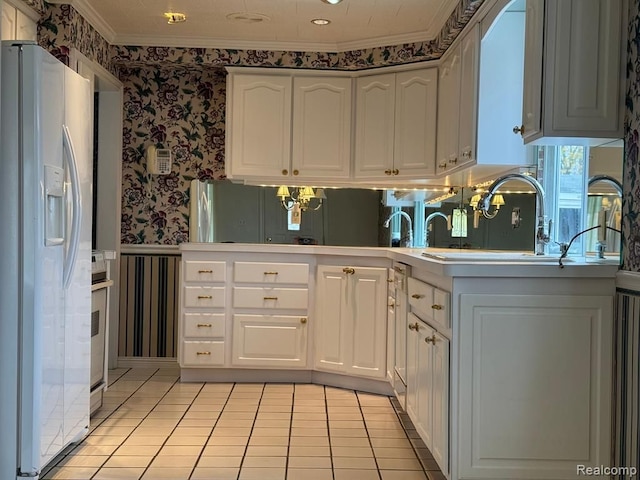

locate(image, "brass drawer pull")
[[263, 296, 278, 300], [263, 271, 279, 275], [431, 304, 443, 310], [411, 293, 424, 299], [300, 318, 307, 324], [387, 278, 394, 283], [384, 169, 392, 175], [197, 295, 212, 299], [282, 169, 288, 175], [196, 323, 212, 328], [198, 269, 213, 273], [342, 267, 355, 275], [425, 335, 437, 344], [196, 351, 211, 355], [392, 168, 399, 175], [408, 322, 419, 331]]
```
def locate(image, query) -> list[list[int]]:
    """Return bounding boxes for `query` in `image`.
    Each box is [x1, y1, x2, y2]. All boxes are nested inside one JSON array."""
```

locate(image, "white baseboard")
[[117, 357, 179, 369]]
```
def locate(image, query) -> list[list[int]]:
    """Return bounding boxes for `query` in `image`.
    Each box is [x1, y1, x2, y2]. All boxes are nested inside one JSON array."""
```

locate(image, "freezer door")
[[62, 66, 92, 448]]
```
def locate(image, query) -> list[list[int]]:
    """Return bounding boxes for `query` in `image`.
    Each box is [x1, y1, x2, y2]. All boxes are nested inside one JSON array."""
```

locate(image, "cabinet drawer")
[[432, 288, 450, 330], [233, 287, 308, 309], [182, 341, 224, 366], [183, 286, 226, 308], [232, 314, 307, 367], [183, 313, 225, 338], [408, 277, 434, 314], [233, 262, 309, 284], [184, 261, 226, 282]]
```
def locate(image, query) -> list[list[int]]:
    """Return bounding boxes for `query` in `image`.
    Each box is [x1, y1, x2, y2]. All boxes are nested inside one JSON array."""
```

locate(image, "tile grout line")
[[354, 391, 384, 480], [323, 385, 337, 480], [284, 384, 295, 480], [233, 382, 267, 480]]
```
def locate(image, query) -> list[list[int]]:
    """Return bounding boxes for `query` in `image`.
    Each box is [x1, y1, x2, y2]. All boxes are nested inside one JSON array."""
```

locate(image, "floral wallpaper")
[[37, 2, 115, 75], [120, 66, 226, 244], [622, 0, 640, 271]]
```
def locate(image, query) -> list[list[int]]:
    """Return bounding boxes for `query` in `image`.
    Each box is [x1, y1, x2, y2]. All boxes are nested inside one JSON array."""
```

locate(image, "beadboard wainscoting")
[[615, 272, 640, 478], [118, 246, 181, 361]]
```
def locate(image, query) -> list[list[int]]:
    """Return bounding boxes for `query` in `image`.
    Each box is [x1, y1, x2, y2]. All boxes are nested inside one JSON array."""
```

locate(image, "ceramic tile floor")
[[41, 368, 445, 480]]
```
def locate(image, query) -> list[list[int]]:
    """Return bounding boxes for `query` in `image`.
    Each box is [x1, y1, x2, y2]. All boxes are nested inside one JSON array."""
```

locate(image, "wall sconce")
[[277, 186, 326, 211], [470, 193, 504, 219]]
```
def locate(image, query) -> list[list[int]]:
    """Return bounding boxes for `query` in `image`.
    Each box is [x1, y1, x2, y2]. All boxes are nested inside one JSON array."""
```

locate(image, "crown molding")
[[47, 0, 116, 44]]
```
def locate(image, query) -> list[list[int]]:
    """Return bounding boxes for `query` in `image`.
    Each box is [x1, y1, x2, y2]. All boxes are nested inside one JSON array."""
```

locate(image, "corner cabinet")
[[315, 265, 387, 379], [518, 0, 625, 144], [436, 24, 480, 174], [354, 68, 438, 180], [225, 69, 352, 183]]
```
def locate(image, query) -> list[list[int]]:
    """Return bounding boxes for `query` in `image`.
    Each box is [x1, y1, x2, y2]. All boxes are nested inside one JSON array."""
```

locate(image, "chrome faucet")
[[479, 173, 551, 255], [383, 211, 414, 247], [588, 175, 623, 195], [424, 212, 448, 247]]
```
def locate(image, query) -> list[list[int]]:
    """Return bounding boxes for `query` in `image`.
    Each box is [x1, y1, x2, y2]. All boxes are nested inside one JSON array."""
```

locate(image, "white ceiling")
[[50, 0, 460, 52]]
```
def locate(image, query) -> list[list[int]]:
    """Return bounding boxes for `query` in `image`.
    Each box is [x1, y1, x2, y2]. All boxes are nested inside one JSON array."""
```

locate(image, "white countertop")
[[180, 243, 620, 278]]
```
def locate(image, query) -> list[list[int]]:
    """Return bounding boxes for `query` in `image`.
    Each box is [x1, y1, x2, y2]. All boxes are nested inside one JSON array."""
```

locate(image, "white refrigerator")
[[0, 42, 92, 479]]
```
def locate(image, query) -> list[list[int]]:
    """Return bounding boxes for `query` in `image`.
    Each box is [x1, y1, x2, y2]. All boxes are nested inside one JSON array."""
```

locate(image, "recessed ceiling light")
[[321, 0, 343, 4], [311, 18, 331, 25], [164, 12, 186, 24]]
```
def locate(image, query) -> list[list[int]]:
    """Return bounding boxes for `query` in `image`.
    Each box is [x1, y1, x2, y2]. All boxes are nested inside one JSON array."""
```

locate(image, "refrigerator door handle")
[[62, 124, 82, 290]]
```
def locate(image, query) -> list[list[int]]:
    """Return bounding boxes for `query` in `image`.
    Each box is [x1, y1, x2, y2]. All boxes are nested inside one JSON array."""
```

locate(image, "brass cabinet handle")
[[196, 351, 211, 355], [342, 267, 355, 275], [197, 295, 212, 299], [384, 169, 392, 175], [449, 157, 458, 164], [300, 318, 307, 324], [513, 124, 525, 136], [425, 335, 437, 344], [438, 162, 447, 169], [388, 302, 395, 307], [462, 150, 471, 159], [293, 169, 299, 175], [393, 266, 405, 274], [392, 169, 399, 175], [263, 271, 279, 275], [282, 169, 288, 175], [196, 323, 212, 327], [411, 293, 424, 299], [387, 278, 394, 283], [431, 304, 443, 310], [263, 296, 278, 300], [408, 322, 419, 331], [198, 269, 213, 273]]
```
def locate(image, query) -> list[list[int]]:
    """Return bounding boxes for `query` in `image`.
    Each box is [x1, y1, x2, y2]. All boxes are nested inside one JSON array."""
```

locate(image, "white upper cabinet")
[[518, 0, 624, 145], [436, 25, 479, 174], [226, 70, 352, 183], [292, 77, 352, 180], [226, 73, 292, 179], [354, 68, 437, 180], [2, 1, 37, 41]]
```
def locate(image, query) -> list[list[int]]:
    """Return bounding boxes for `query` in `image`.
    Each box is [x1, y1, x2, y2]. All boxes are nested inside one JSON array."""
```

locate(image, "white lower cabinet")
[[315, 265, 387, 379], [406, 313, 449, 477], [458, 294, 612, 479], [232, 314, 307, 367]]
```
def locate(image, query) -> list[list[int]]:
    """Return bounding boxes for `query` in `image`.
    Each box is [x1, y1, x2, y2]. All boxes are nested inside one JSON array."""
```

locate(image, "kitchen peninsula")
[[179, 242, 617, 480]]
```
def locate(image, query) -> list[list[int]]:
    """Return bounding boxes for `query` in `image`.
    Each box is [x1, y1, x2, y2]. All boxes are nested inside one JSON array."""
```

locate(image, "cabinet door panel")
[[459, 294, 612, 478], [232, 314, 307, 367], [315, 269, 348, 371], [521, 0, 544, 142], [431, 332, 449, 476], [549, 0, 622, 134], [1, 2, 16, 40], [292, 77, 352, 179], [436, 53, 461, 173], [354, 74, 396, 179], [457, 24, 480, 167], [228, 75, 292, 178], [16, 9, 36, 41], [393, 69, 437, 177], [348, 268, 387, 378]]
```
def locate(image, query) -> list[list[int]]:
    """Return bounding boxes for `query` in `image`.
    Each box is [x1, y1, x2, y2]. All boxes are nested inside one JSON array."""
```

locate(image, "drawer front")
[[184, 286, 226, 308], [234, 262, 309, 284], [184, 313, 225, 338], [233, 287, 309, 309], [432, 288, 451, 330], [408, 277, 434, 318], [184, 261, 226, 283], [182, 341, 225, 366]]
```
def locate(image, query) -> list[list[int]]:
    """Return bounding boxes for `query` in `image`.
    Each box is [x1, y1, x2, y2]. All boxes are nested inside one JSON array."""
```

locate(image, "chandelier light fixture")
[[276, 186, 326, 211]]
